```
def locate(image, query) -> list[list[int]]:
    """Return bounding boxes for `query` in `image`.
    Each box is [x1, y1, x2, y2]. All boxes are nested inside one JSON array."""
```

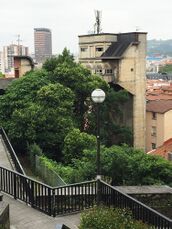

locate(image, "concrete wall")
[[79, 32, 147, 150]]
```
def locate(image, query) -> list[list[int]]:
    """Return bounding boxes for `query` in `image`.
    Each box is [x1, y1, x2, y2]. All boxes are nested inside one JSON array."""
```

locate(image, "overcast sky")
[[0, 0, 172, 54]]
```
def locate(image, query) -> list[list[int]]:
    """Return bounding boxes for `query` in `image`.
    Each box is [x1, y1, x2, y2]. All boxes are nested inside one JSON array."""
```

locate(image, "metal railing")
[[0, 128, 25, 175], [100, 180, 172, 229], [0, 166, 172, 228], [0, 166, 96, 216]]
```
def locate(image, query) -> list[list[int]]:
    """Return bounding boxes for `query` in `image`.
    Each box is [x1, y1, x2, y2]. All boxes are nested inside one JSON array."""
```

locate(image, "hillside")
[[147, 39, 172, 56]]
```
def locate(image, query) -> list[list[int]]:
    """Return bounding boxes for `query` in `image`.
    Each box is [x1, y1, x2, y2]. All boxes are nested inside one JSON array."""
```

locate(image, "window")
[[151, 126, 156, 136], [81, 47, 87, 52], [95, 69, 103, 75], [105, 69, 113, 75], [152, 143, 156, 149], [96, 47, 103, 52], [152, 112, 157, 120]]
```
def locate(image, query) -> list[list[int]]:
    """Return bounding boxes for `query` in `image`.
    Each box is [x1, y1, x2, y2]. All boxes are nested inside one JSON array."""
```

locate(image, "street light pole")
[[91, 88, 105, 205]]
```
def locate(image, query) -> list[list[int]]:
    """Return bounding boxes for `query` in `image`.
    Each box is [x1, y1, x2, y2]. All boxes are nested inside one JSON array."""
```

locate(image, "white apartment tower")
[[3, 44, 29, 73]]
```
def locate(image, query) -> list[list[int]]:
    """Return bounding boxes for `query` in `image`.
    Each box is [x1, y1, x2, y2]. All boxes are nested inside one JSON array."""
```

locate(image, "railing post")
[[0, 168, 1, 191], [13, 173, 17, 199], [30, 180, 34, 207], [52, 189, 56, 217], [96, 178, 102, 206], [48, 188, 52, 216]]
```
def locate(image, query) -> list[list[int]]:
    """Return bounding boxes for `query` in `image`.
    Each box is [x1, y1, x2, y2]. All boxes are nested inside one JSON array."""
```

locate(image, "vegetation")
[[0, 48, 171, 188], [0, 72, 5, 78], [159, 64, 172, 73], [79, 206, 153, 229], [0, 48, 131, 159]]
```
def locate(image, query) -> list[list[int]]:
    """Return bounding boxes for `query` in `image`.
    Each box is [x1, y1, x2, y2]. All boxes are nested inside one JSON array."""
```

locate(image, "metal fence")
[[0, 127, 25, 175], [0, 166, 172, 228], [100, 180, 172, 229]]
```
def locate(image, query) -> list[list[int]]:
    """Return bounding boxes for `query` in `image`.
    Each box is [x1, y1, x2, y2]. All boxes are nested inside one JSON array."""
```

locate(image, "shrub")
[[79, 206, 153, 229]]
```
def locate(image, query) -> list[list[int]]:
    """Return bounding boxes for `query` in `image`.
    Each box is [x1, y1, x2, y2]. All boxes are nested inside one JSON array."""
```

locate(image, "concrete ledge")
[[0, 201, 10, 229]]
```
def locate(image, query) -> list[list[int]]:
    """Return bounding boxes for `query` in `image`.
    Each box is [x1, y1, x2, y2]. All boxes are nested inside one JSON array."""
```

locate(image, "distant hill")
[[147, 39, 172, 57]]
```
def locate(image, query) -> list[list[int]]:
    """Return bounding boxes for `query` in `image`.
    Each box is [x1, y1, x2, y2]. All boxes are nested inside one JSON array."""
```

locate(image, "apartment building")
[[146, 100, 172, 152], [78, 32, 147, 150], [3, 44, 28, 73], [34, 28, 52, 64]]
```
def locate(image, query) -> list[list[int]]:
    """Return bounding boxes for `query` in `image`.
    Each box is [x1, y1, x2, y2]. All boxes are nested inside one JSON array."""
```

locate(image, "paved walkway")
[[0, 135, 81, 228], [0, 136, 13, 169], [2, 194, 80, 229]]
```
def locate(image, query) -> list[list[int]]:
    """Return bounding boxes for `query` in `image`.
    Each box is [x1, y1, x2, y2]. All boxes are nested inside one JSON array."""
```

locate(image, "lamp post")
[[91, 88, 106, 205]]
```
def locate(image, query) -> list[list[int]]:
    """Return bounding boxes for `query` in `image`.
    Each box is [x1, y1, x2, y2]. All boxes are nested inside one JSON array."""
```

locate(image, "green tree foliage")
[[159, 64, 172, 73], [63, 128, 96, 164], [87, 88, 133, 146], [0, 49, 108, 158], [0, 72, 5, 78], [43, 47, 75, 72], [79, 206, 153, 229], [70, 145, 172, 185]]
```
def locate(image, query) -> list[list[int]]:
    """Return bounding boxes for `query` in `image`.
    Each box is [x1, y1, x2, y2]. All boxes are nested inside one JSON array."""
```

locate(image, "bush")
[[27, 143, 42, 168], [79, 206, 153, 229]]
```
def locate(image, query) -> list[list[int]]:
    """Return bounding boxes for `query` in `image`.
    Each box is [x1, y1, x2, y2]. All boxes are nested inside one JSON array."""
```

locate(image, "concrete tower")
[[34, 28, 52, 64], [78, 32, 147, 150]]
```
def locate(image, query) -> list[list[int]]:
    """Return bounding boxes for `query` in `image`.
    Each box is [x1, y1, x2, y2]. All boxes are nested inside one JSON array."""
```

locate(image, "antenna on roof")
[[16, 34, 22, 55], [94, 10, 102, 34], [135, 26, 140, 32]]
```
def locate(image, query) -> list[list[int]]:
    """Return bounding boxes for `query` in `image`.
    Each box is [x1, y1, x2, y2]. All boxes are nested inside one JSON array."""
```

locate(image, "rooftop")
[[148, 138, 172, 160], [146, 100, 172, 113]]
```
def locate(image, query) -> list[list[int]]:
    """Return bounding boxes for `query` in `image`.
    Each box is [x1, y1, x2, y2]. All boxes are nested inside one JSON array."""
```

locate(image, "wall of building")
[[79, 32, 147, 150], [146, 111, 164, 152], [164, 110, 172, 142], [118, 33, 147, 150]]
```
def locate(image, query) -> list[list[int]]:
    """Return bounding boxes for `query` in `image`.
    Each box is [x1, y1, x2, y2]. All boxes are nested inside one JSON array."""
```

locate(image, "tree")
[[71, 145, 172, 186], [159, 64, 172, 73], [43, 47, 75, 72], [63, 128, 96, 164]]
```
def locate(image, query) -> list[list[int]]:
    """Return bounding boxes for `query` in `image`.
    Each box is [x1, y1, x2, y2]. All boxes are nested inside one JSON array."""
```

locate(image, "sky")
[[0, 0, 172, 55]]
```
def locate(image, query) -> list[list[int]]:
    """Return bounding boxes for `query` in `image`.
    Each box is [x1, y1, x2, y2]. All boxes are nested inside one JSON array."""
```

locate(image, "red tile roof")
[[146, 100, 172, 113], [148, 138, 172, 160]]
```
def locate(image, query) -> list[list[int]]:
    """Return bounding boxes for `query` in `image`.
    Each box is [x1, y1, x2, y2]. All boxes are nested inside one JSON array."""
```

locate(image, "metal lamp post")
[[91, 88, 106, 205]]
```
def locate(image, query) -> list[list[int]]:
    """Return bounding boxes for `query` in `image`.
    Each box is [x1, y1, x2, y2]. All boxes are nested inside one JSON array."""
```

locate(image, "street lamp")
[[91, 88, 106, 205]]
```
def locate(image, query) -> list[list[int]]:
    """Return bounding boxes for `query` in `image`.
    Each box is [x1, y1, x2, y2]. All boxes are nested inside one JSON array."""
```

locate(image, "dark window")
[[152, 112, 156, 120], [105, 69, 113, 75], [95, 69, 103, 75], [81, 47, 87, 52], [151, 126, 156, 136], [96, 47, 103, 52], [152, 143, 156, 149]]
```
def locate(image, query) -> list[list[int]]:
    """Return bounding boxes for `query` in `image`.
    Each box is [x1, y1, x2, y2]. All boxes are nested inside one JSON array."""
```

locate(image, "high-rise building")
[[34, 28, 52, 64], [3, 44, 29, 73]]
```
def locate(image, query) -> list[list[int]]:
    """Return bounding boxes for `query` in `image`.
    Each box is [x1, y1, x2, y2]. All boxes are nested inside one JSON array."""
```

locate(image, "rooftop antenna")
[[135, 26, 140, 32], [94, 10, 102, 34], [16, 34, 22, 55]]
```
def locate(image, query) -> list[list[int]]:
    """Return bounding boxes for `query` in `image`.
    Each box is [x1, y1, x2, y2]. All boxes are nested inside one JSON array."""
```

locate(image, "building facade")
[[146, 100, 172, 152], [78, 32, 147, 150], [34, 28, 52, 64], [2, 44, 28, 74]]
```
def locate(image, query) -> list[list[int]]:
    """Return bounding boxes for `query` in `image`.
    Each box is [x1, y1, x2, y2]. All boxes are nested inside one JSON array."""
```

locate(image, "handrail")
[[100, 180, 172, 228], [0, 127, 25, 175], [0, 165, 171, 228]]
